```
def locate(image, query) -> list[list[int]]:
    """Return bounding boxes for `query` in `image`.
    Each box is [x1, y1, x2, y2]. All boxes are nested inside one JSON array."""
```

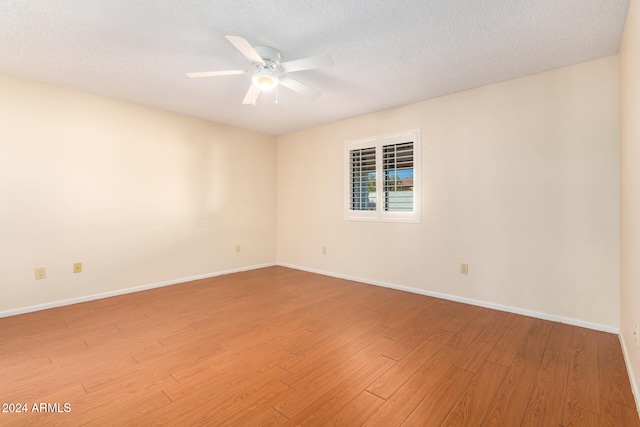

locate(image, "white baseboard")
[[618, 334, 640, 416], [0, 262, 276, 319], [277, 262, 620, 334], [4, 261, 619, 335]]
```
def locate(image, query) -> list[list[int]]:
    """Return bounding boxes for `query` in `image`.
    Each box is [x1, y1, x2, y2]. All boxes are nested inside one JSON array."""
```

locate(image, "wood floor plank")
[[441, 361, 509, 426], [32, 381, 170, 426], [0, 266, 637, 426], [275, 334, 396, 417], [453, 311, 511, 373], [600, 399, 640, 427], [158, 373, 293, 426], [82, 364, 178, 397], [565, 327, 601, 414], [382, 323, 442, 361], [382, 299, 456, 342], [385, 305, 450, 360], [381, 336, 423, 363], [562, 403, 601, 427], [517, 318, 553, 361], [486, 314, 534, 367], [376, 295, 436, 330], [447, 308, 495, 350], [280, 318, 380, 363], [82, 391, 171, 427], [480, 354, 541, 427], [367, 329, 454, 400], [599, 332, 638, 409], [1, 354, 137, 402], [279, 323, 391, 382], [401, 366, 474, 426], [212, 379, 295, 426], [229, 406, 289, 427], [165, 354, 292, 403], [521, 321, 573, 426], [362, 345, 464, 426], [178, 379, 291, 426], [439, 302, 484, 333], [323, 391, 385, 427], [284, 355, 396, 425], [156, 367, 289, 425]]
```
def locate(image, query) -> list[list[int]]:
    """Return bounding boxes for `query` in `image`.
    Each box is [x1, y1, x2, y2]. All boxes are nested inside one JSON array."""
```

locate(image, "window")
[[345, 130, 421, 222]]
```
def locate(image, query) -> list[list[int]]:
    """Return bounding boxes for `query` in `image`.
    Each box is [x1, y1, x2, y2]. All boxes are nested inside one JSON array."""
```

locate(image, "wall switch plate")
[[73, 262, 82, 273], [322, 246, 327, 255], [460, 263, 469, 275], [35, 267, 46, 280], [236, 244, 241, 253]]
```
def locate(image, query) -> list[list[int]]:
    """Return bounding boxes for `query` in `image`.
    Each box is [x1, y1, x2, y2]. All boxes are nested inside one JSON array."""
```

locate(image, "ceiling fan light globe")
[[252, 72, 279, 92]]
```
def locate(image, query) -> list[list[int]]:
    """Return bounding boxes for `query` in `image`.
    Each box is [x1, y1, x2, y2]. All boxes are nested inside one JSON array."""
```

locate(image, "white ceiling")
[[0, 1, 630, 135]]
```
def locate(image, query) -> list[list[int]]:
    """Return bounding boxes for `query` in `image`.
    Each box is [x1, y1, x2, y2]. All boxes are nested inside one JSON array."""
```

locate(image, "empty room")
[[1, 1, 639, 425]]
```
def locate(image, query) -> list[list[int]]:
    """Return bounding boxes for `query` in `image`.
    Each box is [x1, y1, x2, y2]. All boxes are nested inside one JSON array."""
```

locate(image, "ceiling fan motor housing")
[[254, 46, 282, 71]]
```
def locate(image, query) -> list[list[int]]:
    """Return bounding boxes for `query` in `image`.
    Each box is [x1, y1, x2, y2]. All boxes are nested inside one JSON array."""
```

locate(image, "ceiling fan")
[[187, 35, 333, 105]]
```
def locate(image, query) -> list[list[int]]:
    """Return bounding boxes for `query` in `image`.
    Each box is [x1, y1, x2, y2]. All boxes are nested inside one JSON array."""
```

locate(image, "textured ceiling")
[[0, 1, 630, 135]]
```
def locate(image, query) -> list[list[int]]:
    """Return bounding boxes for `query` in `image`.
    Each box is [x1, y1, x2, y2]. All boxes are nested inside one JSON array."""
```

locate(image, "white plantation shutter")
[[350, 147, 376, 211], [383, 141, 413, 212], [345, 130, 421, 223]]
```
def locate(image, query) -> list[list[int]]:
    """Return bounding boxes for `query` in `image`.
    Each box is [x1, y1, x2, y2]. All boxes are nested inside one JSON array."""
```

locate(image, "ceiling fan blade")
[[242, 84, 261, 105], [225, 35, 265, 65], [279, 76, 321, 99], [186, 70, 247, 78], [280, 55, 333, 73]]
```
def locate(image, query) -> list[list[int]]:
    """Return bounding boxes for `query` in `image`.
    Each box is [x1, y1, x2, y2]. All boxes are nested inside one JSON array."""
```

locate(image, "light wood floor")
[[0, 266, 638, 426]]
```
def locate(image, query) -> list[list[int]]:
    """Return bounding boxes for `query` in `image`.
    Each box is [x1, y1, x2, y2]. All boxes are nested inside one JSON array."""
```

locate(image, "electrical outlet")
[[236, 244, 241, 253], [34, 267, 46, 280], [73, 262, 82, 273], [322, 246, 327, 255], [635, 324, 639, 346], [460, 263, 468, 275]]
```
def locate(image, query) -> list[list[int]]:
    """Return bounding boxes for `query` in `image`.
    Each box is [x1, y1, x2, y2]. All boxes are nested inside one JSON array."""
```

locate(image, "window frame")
[[344, 129, 421, 223]]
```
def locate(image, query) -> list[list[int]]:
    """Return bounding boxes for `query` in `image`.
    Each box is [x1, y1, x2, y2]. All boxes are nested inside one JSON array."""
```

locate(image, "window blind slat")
[[349, 147, 376, 211]]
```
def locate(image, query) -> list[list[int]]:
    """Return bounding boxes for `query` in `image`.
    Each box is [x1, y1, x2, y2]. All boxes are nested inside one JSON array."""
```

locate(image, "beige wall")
[[0, 74, 277, 313], [0, 54, 623, 333], [620, 0, 640, 406], [277, 56, 620, 330]]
